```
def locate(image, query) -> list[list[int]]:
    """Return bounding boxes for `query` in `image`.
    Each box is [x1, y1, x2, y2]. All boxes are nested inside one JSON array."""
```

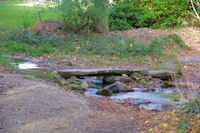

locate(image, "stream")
[[11, 58, 185, 111], [84, 77, 182, 111]]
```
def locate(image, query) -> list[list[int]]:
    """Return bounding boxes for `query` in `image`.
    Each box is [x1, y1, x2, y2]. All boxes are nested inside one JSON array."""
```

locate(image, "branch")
[[74, 17, 90, 33], [190, 0, 200, 20]]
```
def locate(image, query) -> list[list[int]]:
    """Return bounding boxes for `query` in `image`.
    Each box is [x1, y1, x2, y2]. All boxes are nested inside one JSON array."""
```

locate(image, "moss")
[[96, 89, 113, 96]]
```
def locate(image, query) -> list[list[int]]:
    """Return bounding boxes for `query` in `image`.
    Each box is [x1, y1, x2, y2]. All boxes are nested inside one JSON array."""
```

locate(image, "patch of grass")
[[166, 34, 189, 49], [0, 1, 61, 28], [24, 71, 62, 85], [23, 75, 34, 80], [0, 56, 13, 67], [0, 41, 55, 56]]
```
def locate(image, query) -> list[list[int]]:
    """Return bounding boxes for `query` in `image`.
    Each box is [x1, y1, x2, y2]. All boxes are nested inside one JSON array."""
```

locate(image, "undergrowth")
[[143, 99, 200, 133], [0, 29, 188, 60]]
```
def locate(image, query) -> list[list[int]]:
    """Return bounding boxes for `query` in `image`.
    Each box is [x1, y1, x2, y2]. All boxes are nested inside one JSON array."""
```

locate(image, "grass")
[[0, 41, 55, 56], [0, 1, 61, 28], [0, 56, 13, 67], [0, 29, 188, 63], [0, 55, 26, 67], [22, 71, 62, 85]]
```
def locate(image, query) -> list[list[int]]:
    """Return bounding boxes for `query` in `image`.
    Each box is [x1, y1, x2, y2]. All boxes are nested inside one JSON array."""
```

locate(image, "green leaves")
[[109, 0, 191, 30]]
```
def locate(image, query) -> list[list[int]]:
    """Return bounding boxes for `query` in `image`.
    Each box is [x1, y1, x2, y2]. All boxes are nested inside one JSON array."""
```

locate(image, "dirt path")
[[0, 73, 145, 133]]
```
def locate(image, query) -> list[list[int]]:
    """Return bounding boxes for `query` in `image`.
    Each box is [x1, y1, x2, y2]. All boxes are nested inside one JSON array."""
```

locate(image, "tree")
[[55, 0, 110, 33], [92, 0, 109, 33]]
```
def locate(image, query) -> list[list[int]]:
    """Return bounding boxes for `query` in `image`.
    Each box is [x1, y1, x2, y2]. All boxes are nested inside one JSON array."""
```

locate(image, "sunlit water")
[[17, 62, 39, 69]]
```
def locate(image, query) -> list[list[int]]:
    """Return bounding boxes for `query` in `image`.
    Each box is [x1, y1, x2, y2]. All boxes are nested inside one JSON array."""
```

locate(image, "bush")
[[109, 0, 192, 30], [56, 0, 109, 33]]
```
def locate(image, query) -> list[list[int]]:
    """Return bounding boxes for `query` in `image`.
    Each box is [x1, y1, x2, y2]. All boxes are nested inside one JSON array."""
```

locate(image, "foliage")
[[0, 29, 187, 60], [189, 0, 200, 21], [109, 0, 192, 30], [56, 0, 109, 33]]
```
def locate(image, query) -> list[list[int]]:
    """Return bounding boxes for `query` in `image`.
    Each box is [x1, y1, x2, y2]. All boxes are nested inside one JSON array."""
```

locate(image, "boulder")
[[103, 75, 133, 84], [67, 83, 84, 90], [104, 82, 134, 93], [80, 81, 89, 89], [96, 89, 113, 96], [130, 73, 143, 81], [149, 70, 177, 80], [68, 76, 82, 85], [122, 74, 128, 77], [103, 82, 120, 93], [117, 82, 134, 92], [28, 19, 63, 33], [144, 75, 153, 82], [67, 76, 89, 90]]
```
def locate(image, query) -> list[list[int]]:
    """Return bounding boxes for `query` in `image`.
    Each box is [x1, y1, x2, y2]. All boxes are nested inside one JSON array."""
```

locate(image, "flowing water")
[[17, 62, 39, 69], [84, 77, 183, 111], [11, 58, 39, 70]]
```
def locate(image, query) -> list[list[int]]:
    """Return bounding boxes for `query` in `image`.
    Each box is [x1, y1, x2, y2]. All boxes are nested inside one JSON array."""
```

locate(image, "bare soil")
[[0, 73, 146, 133]]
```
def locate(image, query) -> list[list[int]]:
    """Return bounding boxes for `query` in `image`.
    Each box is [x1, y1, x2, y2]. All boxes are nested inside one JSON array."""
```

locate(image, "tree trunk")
[[93, 0, 109, 33]]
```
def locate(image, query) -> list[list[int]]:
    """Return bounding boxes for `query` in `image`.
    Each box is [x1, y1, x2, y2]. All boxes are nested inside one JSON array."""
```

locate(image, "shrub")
[[56, 0, 109, 33], [109, 0, 192, 30]]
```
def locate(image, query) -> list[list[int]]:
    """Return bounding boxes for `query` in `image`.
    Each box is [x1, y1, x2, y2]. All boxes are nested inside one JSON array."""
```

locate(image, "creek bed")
[[2, 56, 187, 111], [84, 77, 185, 111]]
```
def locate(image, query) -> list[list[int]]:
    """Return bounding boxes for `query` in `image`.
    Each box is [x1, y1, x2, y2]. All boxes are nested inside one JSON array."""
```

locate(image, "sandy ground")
[[0, 73, 144, 133]]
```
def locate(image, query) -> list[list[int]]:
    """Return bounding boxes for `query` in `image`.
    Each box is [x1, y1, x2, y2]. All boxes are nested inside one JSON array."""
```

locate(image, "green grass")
[[0, 1, 61, 28], [0, 28, 187, 61], [0, 41, 55, 56], [22, 71, 62, 85], [0, 56, 13, 67]]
